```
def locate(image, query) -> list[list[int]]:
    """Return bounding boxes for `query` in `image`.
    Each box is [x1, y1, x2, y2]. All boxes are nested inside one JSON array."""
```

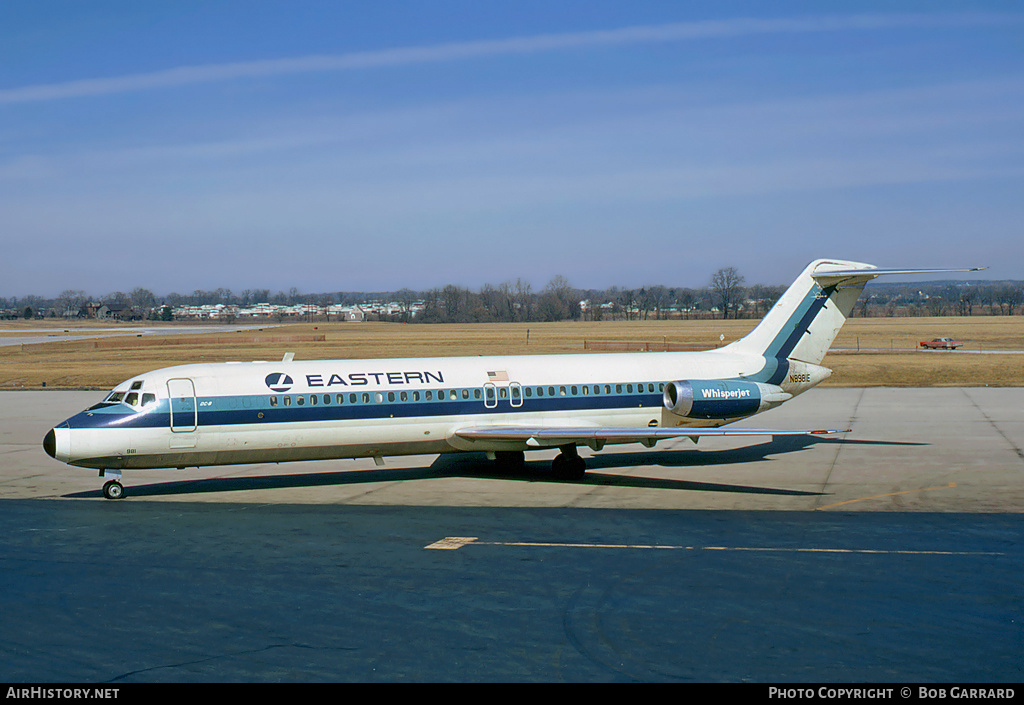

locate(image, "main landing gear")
[[494, 445, 586, 480], [551, 444, 586, 481], [100, 470, 125, 500]]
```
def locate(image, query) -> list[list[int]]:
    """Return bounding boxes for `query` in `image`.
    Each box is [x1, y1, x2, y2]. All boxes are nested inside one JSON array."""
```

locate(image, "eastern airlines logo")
[[264, 370, 444, 392], [265, 373, 294, 392]]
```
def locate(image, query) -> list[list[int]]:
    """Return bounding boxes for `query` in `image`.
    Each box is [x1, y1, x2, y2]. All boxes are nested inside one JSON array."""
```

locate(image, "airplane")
[[42, 259, 983, 499]]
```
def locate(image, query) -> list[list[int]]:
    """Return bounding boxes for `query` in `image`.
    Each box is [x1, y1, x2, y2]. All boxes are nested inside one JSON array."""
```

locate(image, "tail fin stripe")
[[766, 284, 836, 362], [747, 283, 835, 384]]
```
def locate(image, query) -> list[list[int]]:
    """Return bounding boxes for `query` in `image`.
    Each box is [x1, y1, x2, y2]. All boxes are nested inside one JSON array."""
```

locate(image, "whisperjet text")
[[700, 386, 751, 400]]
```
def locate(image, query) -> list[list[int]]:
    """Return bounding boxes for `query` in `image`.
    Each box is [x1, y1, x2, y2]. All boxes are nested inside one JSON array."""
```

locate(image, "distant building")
[[94, 303, 130, 320]]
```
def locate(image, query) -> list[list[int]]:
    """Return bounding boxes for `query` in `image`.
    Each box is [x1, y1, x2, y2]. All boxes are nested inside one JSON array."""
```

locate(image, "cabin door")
[[168, 378, 198, 434]]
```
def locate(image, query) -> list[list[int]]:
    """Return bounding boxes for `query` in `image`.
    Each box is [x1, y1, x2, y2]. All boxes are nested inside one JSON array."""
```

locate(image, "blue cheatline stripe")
[[70, 389, 668, 430]]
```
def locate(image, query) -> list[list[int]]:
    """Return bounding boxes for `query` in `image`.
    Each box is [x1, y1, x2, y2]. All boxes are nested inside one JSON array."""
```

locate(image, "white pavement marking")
[[424, 537, 1003, 554]]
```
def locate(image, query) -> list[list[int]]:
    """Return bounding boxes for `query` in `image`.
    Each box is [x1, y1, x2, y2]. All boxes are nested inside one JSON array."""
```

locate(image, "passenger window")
[[525, 387, 532, 397], [270, 396, 278, 407], [375, 392, 384, 403], [604, 385, 611, 394], [559, 386, 566, 396], [387, 392, 395, 402], [616, 385, 622, 394], [536, 387, 543, 397], [284, 396, 291, 406], [297, 396, 305, 406], [570, 386, 577, 395], [323, 394, 330, 405], [400, 391, 408, 402], [450, 390, 457, 400], [310, 395, 317, 406], [413, 391, 420, 401], [548, 386, 555, 397], [362, 393, 370, 403]]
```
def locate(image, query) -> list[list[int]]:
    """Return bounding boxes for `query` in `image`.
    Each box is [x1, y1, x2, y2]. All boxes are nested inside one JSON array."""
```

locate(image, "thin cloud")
[[1, 13, 1017, 104]]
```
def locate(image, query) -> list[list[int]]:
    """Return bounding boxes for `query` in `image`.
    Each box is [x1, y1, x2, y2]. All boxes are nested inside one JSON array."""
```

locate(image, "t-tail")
[[725, 259, 986, 389]]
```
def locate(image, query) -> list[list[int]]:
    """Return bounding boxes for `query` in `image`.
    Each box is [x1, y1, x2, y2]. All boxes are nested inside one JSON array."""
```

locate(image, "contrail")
[[1, 13, 1015, 104]]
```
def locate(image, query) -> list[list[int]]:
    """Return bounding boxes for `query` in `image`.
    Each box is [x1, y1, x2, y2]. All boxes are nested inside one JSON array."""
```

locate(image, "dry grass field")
[[0, 316, 1021, 390]]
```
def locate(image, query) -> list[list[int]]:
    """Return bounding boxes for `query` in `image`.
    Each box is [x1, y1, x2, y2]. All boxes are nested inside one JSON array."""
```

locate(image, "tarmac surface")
[[2, 388, 1023, 682]]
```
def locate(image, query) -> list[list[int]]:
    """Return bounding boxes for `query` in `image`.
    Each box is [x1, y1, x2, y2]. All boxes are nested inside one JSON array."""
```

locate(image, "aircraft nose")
[[43, 429, 57, 459]]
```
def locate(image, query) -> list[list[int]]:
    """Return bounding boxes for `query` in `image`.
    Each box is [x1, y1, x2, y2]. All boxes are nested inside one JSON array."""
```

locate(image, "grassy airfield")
[[0, 316, 1021, 390]]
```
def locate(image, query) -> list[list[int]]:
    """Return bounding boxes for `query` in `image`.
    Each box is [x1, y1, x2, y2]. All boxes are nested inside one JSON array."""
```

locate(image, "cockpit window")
[[88, 390, 129, 410], [91, 383, 155, 410]]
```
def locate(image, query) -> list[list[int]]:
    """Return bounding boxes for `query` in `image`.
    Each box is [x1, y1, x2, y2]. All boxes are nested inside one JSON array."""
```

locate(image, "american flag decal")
[[487, 370, 509, 381]]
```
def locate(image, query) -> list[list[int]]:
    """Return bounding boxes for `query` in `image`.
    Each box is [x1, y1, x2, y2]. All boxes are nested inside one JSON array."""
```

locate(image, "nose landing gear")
[[100, 470, 125, 500]]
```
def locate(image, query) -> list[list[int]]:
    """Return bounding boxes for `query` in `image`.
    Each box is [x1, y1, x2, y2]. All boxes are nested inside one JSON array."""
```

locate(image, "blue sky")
[[2, 1, 1022, 298]]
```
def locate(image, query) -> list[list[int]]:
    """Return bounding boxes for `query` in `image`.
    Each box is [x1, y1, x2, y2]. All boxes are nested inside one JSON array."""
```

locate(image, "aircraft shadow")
[[62, 435, 923, 500]]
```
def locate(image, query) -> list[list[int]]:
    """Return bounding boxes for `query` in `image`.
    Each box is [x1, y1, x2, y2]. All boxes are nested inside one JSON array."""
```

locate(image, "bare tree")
[[537, 275, 576, 322], [56, 289, 88, 318], [128, 287, 156, 319], [998, 284, 1022, 315], [513, 279, 533, 322], [710, 267, 745, 320]]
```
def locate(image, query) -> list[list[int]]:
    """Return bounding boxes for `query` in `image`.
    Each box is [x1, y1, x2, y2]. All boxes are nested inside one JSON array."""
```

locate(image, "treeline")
[[859, 281, 1024, 317], [2, 272, 1022, 322]]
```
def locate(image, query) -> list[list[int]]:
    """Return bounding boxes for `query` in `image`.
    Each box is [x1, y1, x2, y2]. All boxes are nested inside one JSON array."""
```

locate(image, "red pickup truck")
[[920, 337, 962, 350]]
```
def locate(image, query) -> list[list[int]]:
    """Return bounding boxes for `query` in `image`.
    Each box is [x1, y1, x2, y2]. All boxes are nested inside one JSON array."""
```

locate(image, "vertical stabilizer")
[[727, 259, 875, 370]]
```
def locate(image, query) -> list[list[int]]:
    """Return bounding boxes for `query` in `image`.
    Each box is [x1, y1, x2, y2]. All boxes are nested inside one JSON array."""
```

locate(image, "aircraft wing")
[[453, 425, 849, 448]]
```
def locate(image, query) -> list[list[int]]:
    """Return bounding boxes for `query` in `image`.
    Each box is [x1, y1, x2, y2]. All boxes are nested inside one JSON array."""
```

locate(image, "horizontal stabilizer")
[[812, 266, 986, 285]]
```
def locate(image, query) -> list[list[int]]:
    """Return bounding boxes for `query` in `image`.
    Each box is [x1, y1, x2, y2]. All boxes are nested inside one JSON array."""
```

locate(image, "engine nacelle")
[[662, 379, 791, 420]]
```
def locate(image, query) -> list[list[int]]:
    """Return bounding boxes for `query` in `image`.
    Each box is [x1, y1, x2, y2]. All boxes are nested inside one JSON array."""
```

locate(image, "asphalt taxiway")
[[1, 388, 1022, 682]]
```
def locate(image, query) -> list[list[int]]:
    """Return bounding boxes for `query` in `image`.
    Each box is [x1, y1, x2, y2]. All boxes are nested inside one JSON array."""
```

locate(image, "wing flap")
[[454, 425, 849, 448]]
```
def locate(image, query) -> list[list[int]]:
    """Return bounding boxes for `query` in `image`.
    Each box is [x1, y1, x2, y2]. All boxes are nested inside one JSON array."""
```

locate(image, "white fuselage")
[[48, 347, 819, 471]]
